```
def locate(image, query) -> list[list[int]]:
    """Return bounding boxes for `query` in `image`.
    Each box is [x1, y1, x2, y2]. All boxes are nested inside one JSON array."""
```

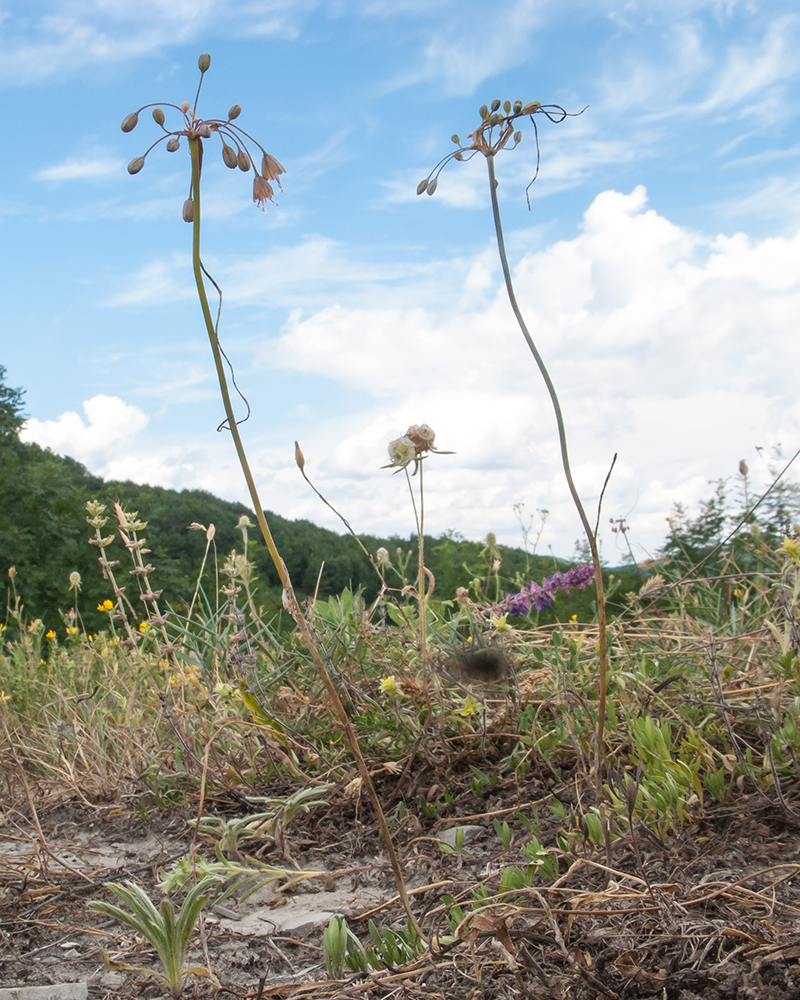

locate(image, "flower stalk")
[[124, 53, 425, 944], [420, 99, 610, 796]]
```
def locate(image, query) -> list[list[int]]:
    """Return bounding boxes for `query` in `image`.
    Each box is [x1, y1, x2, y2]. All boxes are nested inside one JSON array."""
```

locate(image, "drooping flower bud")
[[479, 104, 489, 120], [416, 178, 428, 195], [152, 107, 165, 126], [491, 98, 501, 112], [294, 441, 305, 471], [228, 104, 241, 121], [513, 99, 522, 114], [426, 177, 437, 196], [221, 144, 238, 169], [166, 136, 180, 152], [198, 52, 211, 72], [252, 174, 274, 208], [127, 156, 145, 175], [121, 112, 139, 132], [237, 150, 250, 172], [181, 100, 190, 113], [198, 123, 212, 138], [261, 153, 285, 182], [182, 198, 194, 223], [503, 99, 511, 114]]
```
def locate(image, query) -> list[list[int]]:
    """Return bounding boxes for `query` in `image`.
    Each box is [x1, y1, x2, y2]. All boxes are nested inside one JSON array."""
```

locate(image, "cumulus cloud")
[[21, 395, 150, 469], [18, 188, 800, 559], [262, 185, 800, 556]]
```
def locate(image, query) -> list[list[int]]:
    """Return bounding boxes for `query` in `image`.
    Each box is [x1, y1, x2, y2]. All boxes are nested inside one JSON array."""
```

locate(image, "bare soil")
[[3, 763, 800, 999]]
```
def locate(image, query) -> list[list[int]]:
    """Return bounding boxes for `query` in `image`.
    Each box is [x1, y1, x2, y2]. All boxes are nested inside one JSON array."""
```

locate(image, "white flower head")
[[387, 435, 416, 468], [376, 547, 389, 565]]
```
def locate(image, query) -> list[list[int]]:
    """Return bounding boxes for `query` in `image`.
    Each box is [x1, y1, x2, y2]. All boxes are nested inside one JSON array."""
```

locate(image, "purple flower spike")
[[495, 564, 594, 617]]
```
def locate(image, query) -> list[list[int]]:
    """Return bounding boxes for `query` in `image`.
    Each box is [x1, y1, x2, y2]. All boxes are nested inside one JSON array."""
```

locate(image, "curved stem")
[[187, 138, 426, 943], [485, 152, 608, 795]]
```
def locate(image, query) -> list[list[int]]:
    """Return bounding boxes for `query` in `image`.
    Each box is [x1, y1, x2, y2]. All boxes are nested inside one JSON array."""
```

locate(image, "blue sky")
[[4, 0, 800, 562]]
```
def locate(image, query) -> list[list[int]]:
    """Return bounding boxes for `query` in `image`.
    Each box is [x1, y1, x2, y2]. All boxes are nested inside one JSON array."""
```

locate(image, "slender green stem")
[[186, 138, 425, 943], [485, 152, 608, 795]]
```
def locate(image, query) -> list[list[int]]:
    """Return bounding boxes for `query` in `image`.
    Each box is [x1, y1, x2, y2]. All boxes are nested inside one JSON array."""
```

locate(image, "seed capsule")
[[152, 107, 165, 126], [198, 52, 211, 72], [127, 156, 145, 175], [121, 112, 139, 133]]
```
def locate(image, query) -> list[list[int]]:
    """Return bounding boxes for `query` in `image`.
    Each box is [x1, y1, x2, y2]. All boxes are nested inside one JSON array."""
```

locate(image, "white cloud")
[[21, 395, 150, 468], [17, 187, 800, 559], [36, 155, 124, 182]]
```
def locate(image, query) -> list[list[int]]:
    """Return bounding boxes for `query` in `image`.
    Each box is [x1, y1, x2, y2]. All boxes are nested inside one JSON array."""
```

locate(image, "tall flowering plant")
[[419, 98, 612, 794], [120, 53, 424, 942]]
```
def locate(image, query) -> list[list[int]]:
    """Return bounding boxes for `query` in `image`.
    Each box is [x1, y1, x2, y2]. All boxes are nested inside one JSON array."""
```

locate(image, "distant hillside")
[[0, 368, 638, 632]]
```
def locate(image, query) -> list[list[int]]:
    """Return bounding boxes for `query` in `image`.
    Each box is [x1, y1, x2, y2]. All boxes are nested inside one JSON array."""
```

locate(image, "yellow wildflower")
[[779, 536, 800, 563], [46, 630, 55, 639], [98, 599, 114, 612], [139, 621, 149, 633], [0, 691, 11, 704], [490, 614, 511, 632], [66, 626, 78, 635], [456, 695, 481, 718], [380, 675, 401, 697]]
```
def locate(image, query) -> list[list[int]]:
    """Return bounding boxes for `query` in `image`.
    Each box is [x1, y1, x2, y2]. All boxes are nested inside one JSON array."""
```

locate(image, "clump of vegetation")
[[2, 55, 800, 1000]]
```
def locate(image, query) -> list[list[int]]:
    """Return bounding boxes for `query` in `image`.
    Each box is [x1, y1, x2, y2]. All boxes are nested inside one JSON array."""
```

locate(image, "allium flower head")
[[120, 52, 285, 219], [376, 547, 389, 565]]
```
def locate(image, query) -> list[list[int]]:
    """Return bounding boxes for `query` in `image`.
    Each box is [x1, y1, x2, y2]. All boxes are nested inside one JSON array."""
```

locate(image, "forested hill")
[[1, 419, 610, 634]]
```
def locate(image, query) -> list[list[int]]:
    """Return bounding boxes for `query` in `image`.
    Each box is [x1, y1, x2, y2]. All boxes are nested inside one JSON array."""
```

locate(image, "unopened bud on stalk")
[[237, 151, 250, 171], [222, 144, 238, 169], [166, 136, 180, 152], [152, 107, 165, 126], [121, 112, 139, 132], [294, 441, 305, 471], [228, 104, 241, 120], [8, 566, 16, 579], [198, 123, 212, 138], [182, 198, 194, 222], [127, 156, 145, 175], [181, 100, 190, 113], [491, 98, 501, 112], [198, 52, 211, 72]]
